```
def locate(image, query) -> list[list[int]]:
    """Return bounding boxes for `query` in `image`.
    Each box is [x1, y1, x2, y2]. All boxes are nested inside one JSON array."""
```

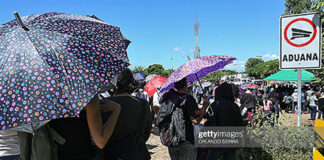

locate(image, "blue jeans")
[[207, 149, 236, 160], [318, 110, 322, 119], [302, 102, 306, 112], [292, 102, 297, 113], [0, 155, 19, 160], [263, 110, 274, 126], [193, 93, 197, 101], [309, 105, 317, 120], [263, 110, 271, 121]]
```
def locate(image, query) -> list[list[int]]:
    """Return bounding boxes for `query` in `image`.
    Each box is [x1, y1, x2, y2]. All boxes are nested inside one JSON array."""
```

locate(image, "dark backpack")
[[156, 90, 188, 147]]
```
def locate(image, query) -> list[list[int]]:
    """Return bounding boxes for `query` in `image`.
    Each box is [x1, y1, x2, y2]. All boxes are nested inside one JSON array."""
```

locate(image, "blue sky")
[[0, 0, 286, 72]]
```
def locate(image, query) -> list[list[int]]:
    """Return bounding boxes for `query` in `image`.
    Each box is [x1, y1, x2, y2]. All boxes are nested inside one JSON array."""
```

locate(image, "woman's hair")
[[116, 68, 138, 94], [312, 92, 316, 96], [174, 77, 187, 90], [230, 83, 239, 99]]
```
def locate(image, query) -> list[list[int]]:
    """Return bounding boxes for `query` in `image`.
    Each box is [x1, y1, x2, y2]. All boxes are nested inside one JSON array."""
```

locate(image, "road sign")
[[280, 13, 322, 69]]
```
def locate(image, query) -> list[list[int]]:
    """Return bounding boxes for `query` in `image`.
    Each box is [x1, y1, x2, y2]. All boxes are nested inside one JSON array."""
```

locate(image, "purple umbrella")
[[133, 73, 146, 81], [160, 55, 236, 93]]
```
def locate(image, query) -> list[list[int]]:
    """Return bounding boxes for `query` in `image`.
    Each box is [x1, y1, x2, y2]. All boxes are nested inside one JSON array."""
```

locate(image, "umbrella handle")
[[13, 11, 29, 31], [195, 73, 203, 91]]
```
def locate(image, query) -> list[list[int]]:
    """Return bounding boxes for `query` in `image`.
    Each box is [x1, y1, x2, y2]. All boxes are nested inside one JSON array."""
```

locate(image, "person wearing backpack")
[[156, 78, 209, 160]]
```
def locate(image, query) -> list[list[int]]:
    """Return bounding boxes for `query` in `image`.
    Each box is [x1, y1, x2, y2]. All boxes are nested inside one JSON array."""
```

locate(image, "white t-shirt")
[[153, 92, 161, 107], [132, 90, 150, 103], [196, 87, 203, 94], [310, 95, 318, 106], [292, 92, 298, 102], [0, 130, 20, 157]]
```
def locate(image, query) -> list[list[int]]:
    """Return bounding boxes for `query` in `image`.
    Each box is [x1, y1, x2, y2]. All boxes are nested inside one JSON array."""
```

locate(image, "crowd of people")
[[1, 68, 324, 160]]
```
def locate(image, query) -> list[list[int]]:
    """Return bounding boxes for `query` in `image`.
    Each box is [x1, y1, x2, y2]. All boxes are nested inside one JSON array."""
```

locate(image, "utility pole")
[[171, 52, 173, 71], [187, 55, 191, 61], [194, 16, 200, 59]]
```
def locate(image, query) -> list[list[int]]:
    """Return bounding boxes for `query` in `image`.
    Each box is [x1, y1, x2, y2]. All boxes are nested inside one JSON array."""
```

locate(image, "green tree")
[[284, 0, 313, 15], [310, 0, 324, 85], [132, 66, 145, 74], [144, 64, 165, 76], [310, 0, 324, 12], [260, 59, 280, 79], [245, 59, 279, 79], [162, 69, 173, 77], [245, 58, 264, 78], [245, 58, 264, 70], [204, 70, 237, 81], [284, 0, 324, 84]]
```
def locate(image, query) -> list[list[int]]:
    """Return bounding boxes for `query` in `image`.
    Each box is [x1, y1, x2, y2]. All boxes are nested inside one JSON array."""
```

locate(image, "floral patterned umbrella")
[[0, 12, 129, 131], [160, 55, 236, 93]]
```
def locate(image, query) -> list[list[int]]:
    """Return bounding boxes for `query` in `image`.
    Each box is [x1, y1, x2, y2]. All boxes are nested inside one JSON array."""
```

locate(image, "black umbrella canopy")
[[0, 12, 130, 132]]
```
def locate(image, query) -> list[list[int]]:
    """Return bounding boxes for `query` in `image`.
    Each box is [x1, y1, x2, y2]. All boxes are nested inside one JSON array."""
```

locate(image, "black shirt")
[[318, 97, 324, 112], [102, 96, 151, 145], [50, 111, 96, 160]]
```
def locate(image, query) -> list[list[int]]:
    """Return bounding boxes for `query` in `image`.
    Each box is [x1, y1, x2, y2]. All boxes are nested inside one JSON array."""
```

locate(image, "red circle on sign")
[[284, 18, 317, 47]]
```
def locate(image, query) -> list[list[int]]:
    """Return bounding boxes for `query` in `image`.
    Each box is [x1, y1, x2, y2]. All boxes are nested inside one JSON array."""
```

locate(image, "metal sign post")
[[297, 69, 302, 127], [280, 13, 321, 127]]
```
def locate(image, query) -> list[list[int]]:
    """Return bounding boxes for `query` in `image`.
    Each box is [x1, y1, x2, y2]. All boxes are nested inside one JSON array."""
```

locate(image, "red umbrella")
[[246, 84, 260, 89], [145, 76, 168, 97]]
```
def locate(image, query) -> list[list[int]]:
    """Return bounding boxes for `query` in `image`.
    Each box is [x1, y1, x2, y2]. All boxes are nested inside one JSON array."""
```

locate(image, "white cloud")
[[172, 46, 193, 55], [173, 47, 181, 52], [221, 53, 279, 72], [262, 53, 279, 61], [224, 60, 246, 72]]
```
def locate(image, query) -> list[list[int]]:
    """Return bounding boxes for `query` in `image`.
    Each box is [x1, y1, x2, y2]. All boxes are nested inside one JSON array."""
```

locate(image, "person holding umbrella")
[[157, 55, 236, 159], [0, 12, 130, 160], [157, 78, 209, 160]]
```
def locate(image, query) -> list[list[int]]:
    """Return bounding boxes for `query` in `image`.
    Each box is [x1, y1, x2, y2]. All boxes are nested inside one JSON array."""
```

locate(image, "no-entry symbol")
[[280, 13, 322, 69], [284, 18, 317, 47]]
